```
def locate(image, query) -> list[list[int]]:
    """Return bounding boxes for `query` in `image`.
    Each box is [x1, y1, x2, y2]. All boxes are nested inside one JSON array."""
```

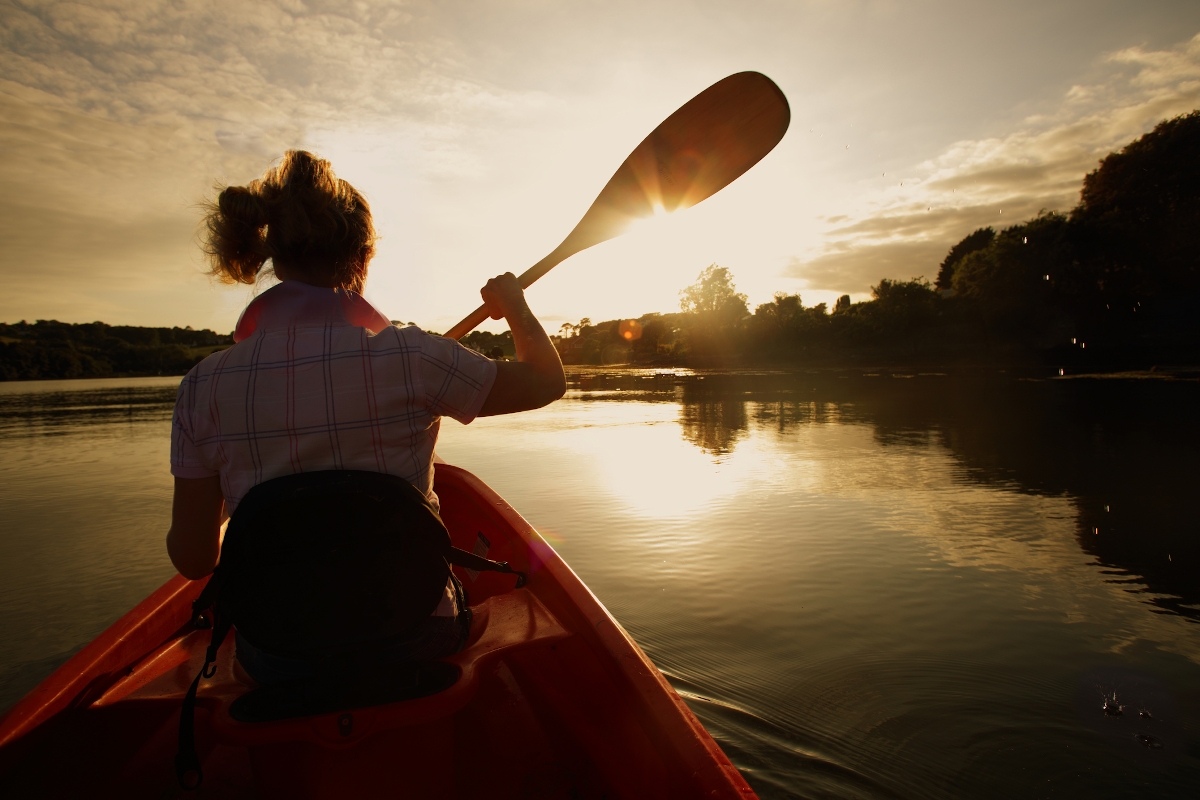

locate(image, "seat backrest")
[[218, 470, 453, 660], [176, 471, 528, 790]]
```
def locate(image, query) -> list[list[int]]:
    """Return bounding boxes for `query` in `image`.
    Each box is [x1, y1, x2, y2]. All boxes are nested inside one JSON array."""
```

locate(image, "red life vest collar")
[[233, 281, 392, 343]]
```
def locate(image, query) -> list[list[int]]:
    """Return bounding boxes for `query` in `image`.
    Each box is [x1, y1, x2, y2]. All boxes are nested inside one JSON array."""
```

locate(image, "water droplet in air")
[[1044, 274, 1050, 280], [1058, 368, 1065, 376], [1093, 527, 1099, 535], [1072, 338, 1077, 343], [1104, 505, 1110, 512], [1023, 236, 1028, 244], [845, 144, 849, 149], [1081, 343, 1086, 349]]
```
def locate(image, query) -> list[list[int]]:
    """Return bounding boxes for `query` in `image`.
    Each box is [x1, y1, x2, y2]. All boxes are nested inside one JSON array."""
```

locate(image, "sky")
[[2, 0, 1199, 334]]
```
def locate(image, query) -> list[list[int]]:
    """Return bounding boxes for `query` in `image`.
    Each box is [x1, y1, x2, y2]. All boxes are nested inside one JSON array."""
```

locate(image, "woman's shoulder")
[[382, 323, 458, 350]]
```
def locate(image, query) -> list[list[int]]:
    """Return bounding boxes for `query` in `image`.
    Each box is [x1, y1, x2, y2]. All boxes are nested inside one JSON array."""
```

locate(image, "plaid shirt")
[[171, 281, 497, 519]]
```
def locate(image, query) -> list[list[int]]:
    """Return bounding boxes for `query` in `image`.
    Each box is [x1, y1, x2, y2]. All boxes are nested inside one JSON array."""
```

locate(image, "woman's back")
[[172, 280, 496, 516], [165, 147, 563, 605]]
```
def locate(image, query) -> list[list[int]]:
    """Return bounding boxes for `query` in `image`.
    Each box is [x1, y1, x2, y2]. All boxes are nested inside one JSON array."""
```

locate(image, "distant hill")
[[0, 320, 232, 381]]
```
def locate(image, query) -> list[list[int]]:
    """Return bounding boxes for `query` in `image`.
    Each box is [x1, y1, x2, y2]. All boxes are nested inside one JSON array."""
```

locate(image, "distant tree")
[[872, 277, 935, 305], [460, 329, 515, 358], [676, 266, 750, 362], [951, 213, 1075, 345], [679, 264, 749, 319], [936, 227, 995, 289], [1072, 110, 1200, 300], [834, 294, 851, 313], [630, 313, 677, 357], [753, 293, 803, 330], [867, 277, 938, 332]]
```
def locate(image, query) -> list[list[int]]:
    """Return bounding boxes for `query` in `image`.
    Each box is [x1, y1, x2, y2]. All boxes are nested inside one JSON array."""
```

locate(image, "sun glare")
[[625, 202, 670, 237]]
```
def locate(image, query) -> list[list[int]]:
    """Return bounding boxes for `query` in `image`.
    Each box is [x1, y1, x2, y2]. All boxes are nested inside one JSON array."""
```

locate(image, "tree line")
[[554, 110, 1200, 369], [0, 320, 232, 381], [0, 317, 522, 381]]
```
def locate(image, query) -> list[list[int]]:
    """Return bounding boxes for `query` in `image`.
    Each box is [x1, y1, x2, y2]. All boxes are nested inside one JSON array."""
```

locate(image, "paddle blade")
[[446, 72, 790, 340], [522, 71, 790, 287]]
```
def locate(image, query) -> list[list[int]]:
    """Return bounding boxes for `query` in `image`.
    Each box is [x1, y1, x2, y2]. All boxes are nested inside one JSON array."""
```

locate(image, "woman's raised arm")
[[477, 273, 566, 417]]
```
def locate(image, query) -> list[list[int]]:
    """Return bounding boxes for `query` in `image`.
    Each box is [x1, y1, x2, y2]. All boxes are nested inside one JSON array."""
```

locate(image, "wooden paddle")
[[444, 71, 791, 340]]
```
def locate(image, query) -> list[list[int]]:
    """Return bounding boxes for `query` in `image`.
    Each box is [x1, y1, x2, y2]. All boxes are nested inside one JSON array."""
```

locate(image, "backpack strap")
[[447, 546, 527, 587], [175, 574, 232, 791]]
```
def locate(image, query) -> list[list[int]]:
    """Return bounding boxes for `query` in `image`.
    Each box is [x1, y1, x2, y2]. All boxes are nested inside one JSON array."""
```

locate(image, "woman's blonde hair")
[[203, 150, 377, 293]]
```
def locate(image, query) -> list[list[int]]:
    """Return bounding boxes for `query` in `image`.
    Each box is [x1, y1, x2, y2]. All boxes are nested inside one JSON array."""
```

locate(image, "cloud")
[[0, 0, 550, 325], [785, 240, 950, 297], [786, 33, 1200, 296], [3, 3, 1199, 326]]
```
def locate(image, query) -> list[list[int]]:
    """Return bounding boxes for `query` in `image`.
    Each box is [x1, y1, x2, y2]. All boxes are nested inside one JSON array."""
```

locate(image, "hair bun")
[[217, 186, 267, 229], [203, 150, 376, 291]]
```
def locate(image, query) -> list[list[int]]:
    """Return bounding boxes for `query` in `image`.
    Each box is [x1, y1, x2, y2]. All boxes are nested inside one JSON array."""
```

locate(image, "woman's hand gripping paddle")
[[444, 71, 791, 340]]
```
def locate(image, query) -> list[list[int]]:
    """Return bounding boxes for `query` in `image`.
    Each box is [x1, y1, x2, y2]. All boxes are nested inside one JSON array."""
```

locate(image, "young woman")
[[165, 150, 565, 682]]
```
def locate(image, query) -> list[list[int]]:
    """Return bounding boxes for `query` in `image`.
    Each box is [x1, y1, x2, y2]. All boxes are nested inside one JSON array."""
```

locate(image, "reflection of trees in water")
[[0, 385, 177, 436], [679, 398, 746, 455], [749, 396, 849, 431], [566, 369, 1199, 621], [917, 378, 1200, 622]]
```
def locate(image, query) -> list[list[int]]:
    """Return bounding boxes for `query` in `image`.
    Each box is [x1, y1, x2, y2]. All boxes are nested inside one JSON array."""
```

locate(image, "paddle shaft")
[[443, 72, 790, 341], [444, 248, 569, 340]]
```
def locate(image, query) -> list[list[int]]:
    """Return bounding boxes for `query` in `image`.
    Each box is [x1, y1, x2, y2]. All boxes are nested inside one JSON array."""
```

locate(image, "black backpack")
[[175, 470, 524, 790]]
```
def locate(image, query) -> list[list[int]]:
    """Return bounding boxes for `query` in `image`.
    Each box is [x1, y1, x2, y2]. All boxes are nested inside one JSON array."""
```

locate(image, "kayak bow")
[[0, 463, 756, 799]]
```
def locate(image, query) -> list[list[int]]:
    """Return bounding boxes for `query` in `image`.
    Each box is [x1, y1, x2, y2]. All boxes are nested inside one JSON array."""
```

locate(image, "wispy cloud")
[[3, 2, 1197, 327], [786, 33, 1200, 297], [0, 0, 549, 325]]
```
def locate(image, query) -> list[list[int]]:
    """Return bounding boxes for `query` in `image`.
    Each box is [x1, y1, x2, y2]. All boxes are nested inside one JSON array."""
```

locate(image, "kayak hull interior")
[[0, 464, 756, 798]]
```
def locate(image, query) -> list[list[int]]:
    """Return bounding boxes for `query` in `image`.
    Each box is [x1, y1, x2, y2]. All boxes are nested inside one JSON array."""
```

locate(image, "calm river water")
[[1, 369, 1197, 798]]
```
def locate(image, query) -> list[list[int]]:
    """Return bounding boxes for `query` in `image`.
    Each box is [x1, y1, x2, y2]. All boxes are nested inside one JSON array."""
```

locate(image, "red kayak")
[[0, 463, 757, 798]]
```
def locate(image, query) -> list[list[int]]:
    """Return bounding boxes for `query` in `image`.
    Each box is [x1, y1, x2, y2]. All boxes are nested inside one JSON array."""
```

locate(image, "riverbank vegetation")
[[555, 111, 1200, 370], [0, 321, 231, 381]]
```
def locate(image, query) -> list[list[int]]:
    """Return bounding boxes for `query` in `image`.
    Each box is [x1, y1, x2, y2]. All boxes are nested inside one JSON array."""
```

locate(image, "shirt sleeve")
[[416, 330, 498, 424], [170, 370, 219, 479]]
